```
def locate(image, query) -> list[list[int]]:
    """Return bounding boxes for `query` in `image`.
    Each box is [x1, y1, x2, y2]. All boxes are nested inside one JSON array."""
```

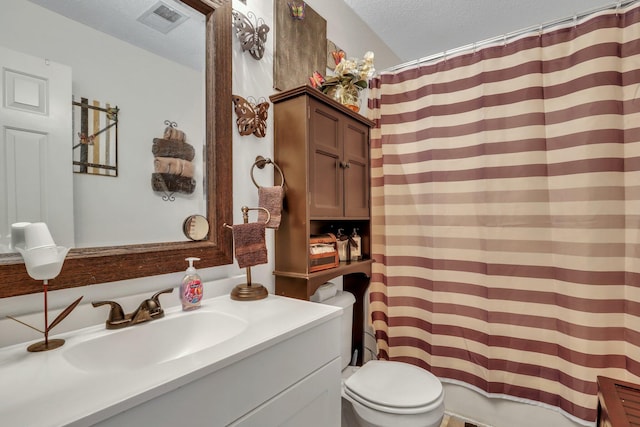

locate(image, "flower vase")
[[326, 84, 362, 113]]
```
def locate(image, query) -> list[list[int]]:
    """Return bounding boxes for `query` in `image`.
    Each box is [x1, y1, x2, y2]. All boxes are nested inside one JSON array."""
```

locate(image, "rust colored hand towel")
[[257, 186, 284, 229], [153, 157, 195, 178], [232, 222, 268, 268], [152, 138, 195, 161]]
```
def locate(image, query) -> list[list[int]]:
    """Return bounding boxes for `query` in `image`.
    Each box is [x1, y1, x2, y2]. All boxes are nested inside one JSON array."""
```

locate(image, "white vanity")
[[0, 295, 342, 426]]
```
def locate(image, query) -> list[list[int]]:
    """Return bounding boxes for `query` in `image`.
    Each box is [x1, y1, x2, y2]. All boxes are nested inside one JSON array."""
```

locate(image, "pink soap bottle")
[[180, 257, 203, 311]]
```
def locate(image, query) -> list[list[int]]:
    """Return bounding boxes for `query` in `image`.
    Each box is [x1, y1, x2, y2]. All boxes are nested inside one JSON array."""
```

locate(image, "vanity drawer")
[[230, 358, 342, 427]]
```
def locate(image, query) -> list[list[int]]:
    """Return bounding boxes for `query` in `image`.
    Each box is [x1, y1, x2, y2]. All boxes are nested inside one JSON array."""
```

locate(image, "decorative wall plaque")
[[72, 97, 118, 176], [273, 0, 326, 91]]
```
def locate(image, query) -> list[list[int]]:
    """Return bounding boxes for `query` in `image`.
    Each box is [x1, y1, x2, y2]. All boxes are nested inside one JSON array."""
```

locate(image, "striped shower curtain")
[[368, 3, 640, 424]]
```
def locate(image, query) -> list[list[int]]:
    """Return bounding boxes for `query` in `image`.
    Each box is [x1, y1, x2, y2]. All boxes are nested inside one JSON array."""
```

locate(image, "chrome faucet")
[[92, 288, 173, 329]]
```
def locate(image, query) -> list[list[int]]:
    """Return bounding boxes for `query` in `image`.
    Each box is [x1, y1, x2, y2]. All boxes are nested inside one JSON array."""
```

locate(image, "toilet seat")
[[343, 360, 444, 415]]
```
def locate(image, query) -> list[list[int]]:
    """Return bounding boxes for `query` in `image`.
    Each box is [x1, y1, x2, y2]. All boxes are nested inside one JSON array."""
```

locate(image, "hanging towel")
[[152, 138, 195, 161], [257, 186, 284, 229], [154, 157, 195, 178], [232, 222, 268, 268], [163, 126, 186, 142]]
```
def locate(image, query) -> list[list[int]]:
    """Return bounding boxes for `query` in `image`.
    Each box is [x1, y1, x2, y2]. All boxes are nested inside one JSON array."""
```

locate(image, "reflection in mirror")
[[72, 98, 119, 177], [0, 0, 233, 298], [183, 215, 210, 241], [1, 0, 207, 251]]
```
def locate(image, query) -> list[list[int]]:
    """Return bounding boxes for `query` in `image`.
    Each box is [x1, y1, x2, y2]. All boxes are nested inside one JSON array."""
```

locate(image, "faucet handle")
[[135, 288, 174, 321], [92, 301, 126, 328], [151, 288, 174, 304]]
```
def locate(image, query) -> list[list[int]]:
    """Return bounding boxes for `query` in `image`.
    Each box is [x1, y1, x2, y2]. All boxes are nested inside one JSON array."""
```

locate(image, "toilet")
[[321, 291, 445, 427]]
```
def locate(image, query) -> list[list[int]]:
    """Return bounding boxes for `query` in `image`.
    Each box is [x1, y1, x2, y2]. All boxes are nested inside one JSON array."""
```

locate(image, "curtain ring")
[[503, 34, 507, 47], [573, 14, 578, 28], [616, 0, 622, 17], [250, 155, 285, 188], [538, 24, 543, 38]]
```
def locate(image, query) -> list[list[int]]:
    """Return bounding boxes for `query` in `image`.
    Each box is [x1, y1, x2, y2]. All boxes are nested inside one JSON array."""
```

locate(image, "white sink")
[[63, 310, 248, 372]]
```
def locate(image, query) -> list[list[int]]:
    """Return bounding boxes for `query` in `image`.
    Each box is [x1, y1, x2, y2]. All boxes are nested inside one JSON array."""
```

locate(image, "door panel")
[[0, 45, 74, 251], [343, 120, 369, 217], [309, 99, 342, 217]]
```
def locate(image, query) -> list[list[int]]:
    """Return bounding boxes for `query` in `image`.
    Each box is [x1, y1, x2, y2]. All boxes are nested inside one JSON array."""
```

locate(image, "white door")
[[0, 45, 74, 251]]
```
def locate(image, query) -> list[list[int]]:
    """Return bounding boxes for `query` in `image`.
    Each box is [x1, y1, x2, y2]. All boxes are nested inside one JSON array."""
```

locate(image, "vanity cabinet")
[[270, 86, 373, 364], [597, 375, 640, 426], [93, 303, 342, 427], [0, 295, 342, 427]]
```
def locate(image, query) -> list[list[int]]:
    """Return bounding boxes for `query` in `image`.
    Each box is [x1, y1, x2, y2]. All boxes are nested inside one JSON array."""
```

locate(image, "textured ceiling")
[[344, 0, 622, 66]]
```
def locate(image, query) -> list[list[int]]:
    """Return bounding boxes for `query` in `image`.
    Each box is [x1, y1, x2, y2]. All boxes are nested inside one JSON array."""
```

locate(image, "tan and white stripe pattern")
[[368, 3, 640, 423]]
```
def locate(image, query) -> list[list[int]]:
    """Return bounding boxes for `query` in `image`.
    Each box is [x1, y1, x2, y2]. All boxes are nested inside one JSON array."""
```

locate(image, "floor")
[[343, 397, 481, 427], [440, 414, 479, 427]]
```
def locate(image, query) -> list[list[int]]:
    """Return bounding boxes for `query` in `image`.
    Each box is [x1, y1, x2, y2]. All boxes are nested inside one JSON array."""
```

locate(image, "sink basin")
[[63, 310, 248, 372]]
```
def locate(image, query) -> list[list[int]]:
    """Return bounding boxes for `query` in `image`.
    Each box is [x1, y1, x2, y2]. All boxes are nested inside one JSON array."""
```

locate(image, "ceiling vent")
[[138, 1, 189, 34]]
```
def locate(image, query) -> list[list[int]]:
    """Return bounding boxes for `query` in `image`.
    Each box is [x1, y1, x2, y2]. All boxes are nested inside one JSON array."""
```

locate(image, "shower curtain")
[[368, 3, 640, 424]]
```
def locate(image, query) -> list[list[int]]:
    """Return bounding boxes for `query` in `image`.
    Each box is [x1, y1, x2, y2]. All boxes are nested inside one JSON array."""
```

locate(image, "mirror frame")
[[0, 0, 233, 298]]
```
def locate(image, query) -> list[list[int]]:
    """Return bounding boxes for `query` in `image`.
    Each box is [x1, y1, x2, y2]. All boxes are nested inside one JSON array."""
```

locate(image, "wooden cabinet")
[[597, 376, 640, 426], [309, 96, 370, 218], [270, 86, 374, 363]]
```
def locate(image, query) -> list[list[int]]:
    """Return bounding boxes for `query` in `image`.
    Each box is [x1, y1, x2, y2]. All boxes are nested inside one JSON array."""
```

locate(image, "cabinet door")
[[309, 99, 343, 217], [343, 118, 369, 217]]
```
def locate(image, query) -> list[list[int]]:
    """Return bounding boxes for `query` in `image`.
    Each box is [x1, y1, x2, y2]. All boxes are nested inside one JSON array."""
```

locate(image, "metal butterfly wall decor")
[[231, 9, 270, 61], [232, 94, 270, 138]]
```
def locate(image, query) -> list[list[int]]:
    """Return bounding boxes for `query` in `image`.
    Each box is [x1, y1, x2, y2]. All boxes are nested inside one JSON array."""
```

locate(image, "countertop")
[[0, 294, 341, 427]]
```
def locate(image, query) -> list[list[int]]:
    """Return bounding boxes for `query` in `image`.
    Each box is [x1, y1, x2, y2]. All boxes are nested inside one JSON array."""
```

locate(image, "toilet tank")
[[320, 291, 356, 369]]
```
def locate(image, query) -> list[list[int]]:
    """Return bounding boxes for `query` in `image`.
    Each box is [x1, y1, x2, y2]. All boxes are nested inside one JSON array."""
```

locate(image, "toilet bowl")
[[320, 291, 445, 427], [342, 360, 444, 427]]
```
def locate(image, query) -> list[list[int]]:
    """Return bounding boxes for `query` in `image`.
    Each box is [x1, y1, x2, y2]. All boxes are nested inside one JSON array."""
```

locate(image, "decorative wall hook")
[[232, 94, 269, 138], [231, 9, 269, 60]]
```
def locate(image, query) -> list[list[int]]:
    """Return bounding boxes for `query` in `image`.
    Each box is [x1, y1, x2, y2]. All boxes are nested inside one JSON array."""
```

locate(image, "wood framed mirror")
[[0, 0, 233, 298]]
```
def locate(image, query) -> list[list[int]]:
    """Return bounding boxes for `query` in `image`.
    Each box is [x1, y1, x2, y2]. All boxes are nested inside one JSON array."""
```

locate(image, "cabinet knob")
[[340, 161, 350, 169]]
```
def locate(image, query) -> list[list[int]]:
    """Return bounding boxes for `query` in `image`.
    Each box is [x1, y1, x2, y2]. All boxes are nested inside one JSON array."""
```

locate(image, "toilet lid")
[[344, 360, 442, 410]]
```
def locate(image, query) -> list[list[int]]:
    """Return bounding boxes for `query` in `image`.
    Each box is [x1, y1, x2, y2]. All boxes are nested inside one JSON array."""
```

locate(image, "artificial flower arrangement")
[[310, 51, 375, 112]]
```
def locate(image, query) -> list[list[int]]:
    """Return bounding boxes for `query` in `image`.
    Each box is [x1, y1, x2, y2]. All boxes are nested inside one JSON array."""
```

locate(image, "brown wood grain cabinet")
[[597, 376, 640, 426], [308, 96, 370, 218], [270, 86, 374, 363]]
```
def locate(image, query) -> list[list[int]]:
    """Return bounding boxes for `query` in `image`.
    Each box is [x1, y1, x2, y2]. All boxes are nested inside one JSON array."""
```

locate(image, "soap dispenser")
[[350, 228, 361, 261], [336, 228, 349, 261], [181, 257, 203, 311]]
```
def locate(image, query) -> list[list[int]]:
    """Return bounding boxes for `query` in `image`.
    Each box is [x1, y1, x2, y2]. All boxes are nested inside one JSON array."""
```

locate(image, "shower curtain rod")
[[382, 0, 640, 73]]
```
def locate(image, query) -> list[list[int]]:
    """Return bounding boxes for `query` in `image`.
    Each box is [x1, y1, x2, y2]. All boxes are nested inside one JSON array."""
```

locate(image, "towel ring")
[[251, 155, 285, 189], [223, 206, 271, 229]]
